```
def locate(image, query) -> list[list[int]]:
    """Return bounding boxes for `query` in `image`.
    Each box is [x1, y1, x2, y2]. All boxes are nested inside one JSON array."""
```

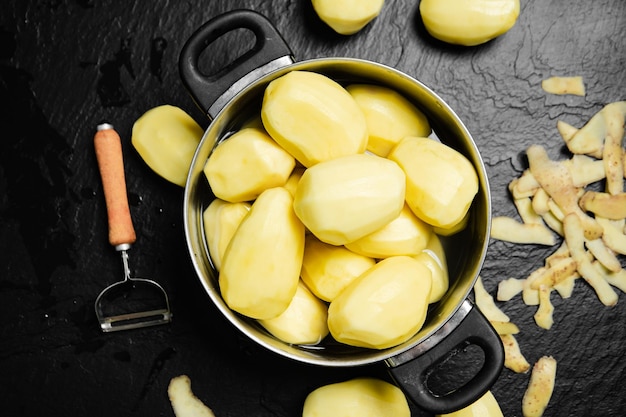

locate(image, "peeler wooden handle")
[[94, 123, 137, 248]]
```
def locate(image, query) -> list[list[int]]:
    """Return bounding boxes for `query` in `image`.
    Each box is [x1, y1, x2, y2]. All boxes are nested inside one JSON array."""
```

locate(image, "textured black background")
[[1, 1, 625, 416]]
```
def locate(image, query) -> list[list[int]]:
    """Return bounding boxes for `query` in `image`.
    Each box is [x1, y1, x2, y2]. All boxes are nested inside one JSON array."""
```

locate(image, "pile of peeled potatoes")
[[198, 70, 479, 350]]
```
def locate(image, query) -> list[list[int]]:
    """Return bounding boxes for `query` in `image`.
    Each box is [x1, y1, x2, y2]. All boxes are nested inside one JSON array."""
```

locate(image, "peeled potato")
[[346, 204, 433, 258], [388, 136, 478, 229], [433, 210, 470, 236], [420, 0, 520, 46], [347, 84, 431, 156], [311, 0, 385, 35], [259, 280, 329, 345], [302, 377, 410, 417], [300, 234, 376, 302], [328, 256, 432, 349], [261, 71, 368, 167], [220, 187, 305, 320], [293, 153, 405, 245], [132, 105, 204, 187], [283, 167, 306, 197], [204, 127, 295, 203], [414, 233, 449, 303], [202, 198, 250, 271], [436, 390, 503, 417]]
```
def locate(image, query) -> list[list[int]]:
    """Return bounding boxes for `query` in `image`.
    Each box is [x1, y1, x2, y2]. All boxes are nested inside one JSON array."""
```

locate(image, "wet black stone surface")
[[1, 1, 625, 416]]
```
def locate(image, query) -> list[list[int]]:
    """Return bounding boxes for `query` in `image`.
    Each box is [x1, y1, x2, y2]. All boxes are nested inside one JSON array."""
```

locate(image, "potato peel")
[[490, 216, 555, 246], [491, 101, 626, 316], [563, 213, 618, 306], [602, 103, 625, 195], [541, 76, 585, 96], [533, 285, 554, 330], [556, 120, 578, 143], [513, 197, 545, 225], [522, 356, 557, 417], [585, 237, 622, 272], [527, 144, 603, 240], [579, 191, 626, 219], [490, 320, 520, 335], [597, 216, 626, 255], [565, 155, 606, 187], [474, 277, 531, 375], [500, 334, 530, 373], [565, 101, 626, 157], [474, 276, 510, 322], [168, 375, 216, 417], [497, 278, 524, 301], [553, 274, 577, 299]]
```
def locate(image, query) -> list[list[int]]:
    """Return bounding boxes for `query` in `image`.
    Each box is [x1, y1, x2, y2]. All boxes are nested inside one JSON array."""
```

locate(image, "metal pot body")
[[181, 10, 502, 414]]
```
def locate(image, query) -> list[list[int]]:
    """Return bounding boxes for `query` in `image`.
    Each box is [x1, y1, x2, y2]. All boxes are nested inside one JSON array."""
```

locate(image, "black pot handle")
[[387, 300, 504, 414], [179, 9, 294, 119]]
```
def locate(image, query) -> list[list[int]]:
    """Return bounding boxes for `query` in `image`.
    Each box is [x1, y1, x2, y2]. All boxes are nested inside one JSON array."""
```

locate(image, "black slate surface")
[[1, 1, 625, 416]]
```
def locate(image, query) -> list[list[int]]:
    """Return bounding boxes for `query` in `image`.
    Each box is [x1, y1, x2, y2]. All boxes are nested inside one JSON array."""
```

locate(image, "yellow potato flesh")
[[347, 84, 431, 157], [311, 0, 385, 35], [219, 187, 305, 320], [328, 256, 432, 349], [302, 377, 410, 417], [433, 210, 470, 236], [437, 390, 503, 417], [301, 235, 376, 302], [414, 233, 449, 303], [261, 71, 368, 167], [420, 0, 520, 46], [346, 204, 433, 258], [388, 136, 478, 229], [204, 128, 295, 203], [293, 153, 406, 245], [258, 280, 329, 345], [202, 199, 250, 271], [132, 105, 204, 187], [283, 167, 305, 198]]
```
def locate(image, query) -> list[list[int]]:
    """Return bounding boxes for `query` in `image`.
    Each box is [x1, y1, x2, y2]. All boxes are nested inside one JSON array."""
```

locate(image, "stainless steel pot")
[[180, 9, 503, 414]]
